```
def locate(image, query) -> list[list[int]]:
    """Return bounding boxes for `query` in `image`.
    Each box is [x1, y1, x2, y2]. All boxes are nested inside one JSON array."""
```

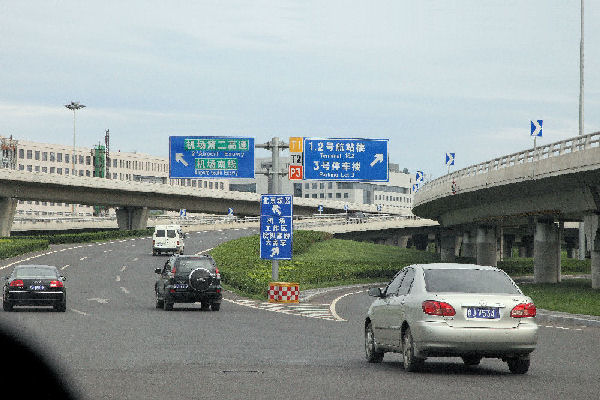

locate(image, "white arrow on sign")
[[271, 247, 280, 257], [530, 120, 543, 137], [370, 154, 384, 167], [272, 205, 282, 215], [175, 153, 188, 167]]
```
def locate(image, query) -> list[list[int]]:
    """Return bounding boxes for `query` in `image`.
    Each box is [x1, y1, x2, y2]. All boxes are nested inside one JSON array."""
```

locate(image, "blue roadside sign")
[[445, 152, 455, 166], [303, 138, 389, 181], [169, 136, 255, 179], [416, 170, 424, 182], [260, 195, 293, 260], [530, 120, 543, 137], [227, 208, 234, 216]]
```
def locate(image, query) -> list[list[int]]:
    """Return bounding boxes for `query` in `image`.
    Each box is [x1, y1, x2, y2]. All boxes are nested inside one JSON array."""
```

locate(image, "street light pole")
[[578, 1, 586, 260], [65, 101, 86, 214]]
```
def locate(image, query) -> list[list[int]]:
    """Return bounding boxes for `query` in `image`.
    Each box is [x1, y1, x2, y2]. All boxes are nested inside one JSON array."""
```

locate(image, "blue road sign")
[[530, 120, 543, 137], [179, 209, 187, 217], [445, 152, 455, 166], [412, 183, 419, 193], [169, 136, 255, 179], [416, 170, 424, 182], [377, 204, 382, 212], [260, 195, 293, 260], [303, 138, 389, 181], [227, 208, 234, 216], [318, 205, 324, 213]]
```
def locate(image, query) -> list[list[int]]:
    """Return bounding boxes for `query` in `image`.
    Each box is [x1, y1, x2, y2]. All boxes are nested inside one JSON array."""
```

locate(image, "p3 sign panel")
[[169, 136, 255, 179]]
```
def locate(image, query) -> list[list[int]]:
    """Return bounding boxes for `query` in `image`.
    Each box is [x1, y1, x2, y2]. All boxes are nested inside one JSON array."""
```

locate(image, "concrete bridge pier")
[[565, 237, 578, 259], [412, 233, 429, 251], [0, 197, 17, 237], [440, 230, 459, 262], [476, 226, 497, 267], [503, 234, 515, 259], [534, 220, 561, 283], [519, 235, 534, 258], [461, 231, 476, 258], [116, 206, 149, 230], [584, 215, 600, 289]]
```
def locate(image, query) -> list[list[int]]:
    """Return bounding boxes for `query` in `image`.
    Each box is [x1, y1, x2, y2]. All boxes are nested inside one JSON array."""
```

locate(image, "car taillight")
[[177, 241, 180, 246], [511, 303, 536, 318], [171, 266, 176, 274], [152, 240, 155, 246], [422, 300, 456, 316], [9, 280, 24, 287], [50, 280, 63, 288], [215, 268, 221, 279]]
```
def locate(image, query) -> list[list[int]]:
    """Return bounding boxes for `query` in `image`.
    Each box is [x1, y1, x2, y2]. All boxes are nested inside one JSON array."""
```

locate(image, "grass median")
[[209, 230, 599, 316]]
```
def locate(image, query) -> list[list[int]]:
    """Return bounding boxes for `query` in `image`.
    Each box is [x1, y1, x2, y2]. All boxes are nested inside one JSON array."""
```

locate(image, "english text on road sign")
[[445, 152, 455, 166], [303, 138, 389, 181], [260, 195, 293, 260], [289, 137, 303, 153], [169, 136, 255, 179], [288, 165, 303, 180], [530, 120, 543, 137]]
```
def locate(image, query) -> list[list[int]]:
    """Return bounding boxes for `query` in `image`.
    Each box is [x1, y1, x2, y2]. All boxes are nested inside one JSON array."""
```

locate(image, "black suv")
[[154, 254, 222, 311]]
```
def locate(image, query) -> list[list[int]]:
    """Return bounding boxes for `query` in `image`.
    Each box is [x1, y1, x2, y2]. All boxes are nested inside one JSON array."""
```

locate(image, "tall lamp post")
[[578, 1, 586, 260], [65, 101, 86, 214]]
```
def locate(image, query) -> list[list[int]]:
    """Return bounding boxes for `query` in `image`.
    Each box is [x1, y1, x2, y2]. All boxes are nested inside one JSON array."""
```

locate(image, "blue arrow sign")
[[416, 170, 424, 182], [227, 208, 234, 216], [303, 138, 389, 181], [445, 152, 455, 166], [169, 136, 255, 179], [412, 183, 419, 193], [260, 195, 293, 260], [530, 120, 543, 137]]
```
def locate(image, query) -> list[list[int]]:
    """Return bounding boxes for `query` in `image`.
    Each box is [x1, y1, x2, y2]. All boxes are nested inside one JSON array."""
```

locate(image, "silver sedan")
[[365, 263, 538, 373]]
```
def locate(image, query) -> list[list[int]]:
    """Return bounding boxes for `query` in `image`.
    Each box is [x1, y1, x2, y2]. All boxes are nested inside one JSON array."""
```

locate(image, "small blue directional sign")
[[227, 208, 234, 216], [260, 195, 293, 260], [416, 170, 424, 182], [377, 204, 383, 212], [169, 136, 255, 179], [303, 138, 389, 181], [445, 152, 455, 167], [412, 183, 419, 193], [318, 205, 324, 213], [530, 120, 543, 137], [179, 209, 187, 217]]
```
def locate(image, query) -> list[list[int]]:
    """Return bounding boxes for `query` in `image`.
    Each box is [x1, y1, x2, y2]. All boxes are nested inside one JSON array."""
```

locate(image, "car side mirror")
[[368, 287, 383, 297], [154, 268, 162, 274]]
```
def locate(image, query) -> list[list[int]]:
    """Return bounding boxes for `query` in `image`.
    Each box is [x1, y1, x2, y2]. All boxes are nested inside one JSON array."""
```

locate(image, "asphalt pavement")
[[1, 228, 599, 400]]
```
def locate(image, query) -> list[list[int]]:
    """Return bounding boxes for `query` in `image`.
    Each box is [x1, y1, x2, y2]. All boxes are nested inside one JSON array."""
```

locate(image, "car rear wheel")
[[54, 300, 66, 312], [163, 301, 173, 311], [365, 322, 384, 363], [3, 300, 13, 312], [402, 327, 424, 372], [155, 291, 164, 309], [462, 355, 482, 366], [507, 357, 530, 374], [200, 302, 210, 311], [211, 303, 220, 311]]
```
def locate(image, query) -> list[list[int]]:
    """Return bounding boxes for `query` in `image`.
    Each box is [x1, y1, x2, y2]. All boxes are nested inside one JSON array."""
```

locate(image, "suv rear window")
[[155, 230, 165, 237], [176, 259, 214, 275], [167, 230, 177, 238], [424, 269, 520, 294]]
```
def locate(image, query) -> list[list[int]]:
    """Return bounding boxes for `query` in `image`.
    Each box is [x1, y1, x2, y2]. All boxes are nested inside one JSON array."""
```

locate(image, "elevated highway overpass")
[[413, 131, 600, 288], [0, 168, 408, 236]]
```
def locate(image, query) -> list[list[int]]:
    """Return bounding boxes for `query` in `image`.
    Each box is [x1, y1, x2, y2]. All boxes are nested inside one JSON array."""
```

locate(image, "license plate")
[[30, 285, 45, 291], [466, 307, 499, 319], [174, 284, 188, 289]]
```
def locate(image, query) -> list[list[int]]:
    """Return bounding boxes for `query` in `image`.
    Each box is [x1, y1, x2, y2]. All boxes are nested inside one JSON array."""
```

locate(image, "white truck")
[[152, 224, 185, 256]]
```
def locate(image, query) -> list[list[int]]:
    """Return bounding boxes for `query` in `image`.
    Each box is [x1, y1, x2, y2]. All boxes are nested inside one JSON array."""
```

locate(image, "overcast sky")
[[1, 1, 599, 178]]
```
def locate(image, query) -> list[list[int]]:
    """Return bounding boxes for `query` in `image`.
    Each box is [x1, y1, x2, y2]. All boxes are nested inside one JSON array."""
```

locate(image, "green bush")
[[209, 230, 441, 299], [0, 239, 49, 259], [6, 228, 153, 245]]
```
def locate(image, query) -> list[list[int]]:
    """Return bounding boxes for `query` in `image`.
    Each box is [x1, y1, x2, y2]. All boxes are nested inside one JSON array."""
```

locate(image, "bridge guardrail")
[[415, 131, 600, 207]]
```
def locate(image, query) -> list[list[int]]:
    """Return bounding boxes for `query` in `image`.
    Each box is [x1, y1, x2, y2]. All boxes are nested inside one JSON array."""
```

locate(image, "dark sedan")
[[2, 265, 67, 312]]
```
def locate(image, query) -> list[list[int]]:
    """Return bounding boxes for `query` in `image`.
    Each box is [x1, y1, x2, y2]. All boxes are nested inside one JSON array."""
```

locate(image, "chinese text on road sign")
[[169, 136, 255, 179], [260, 195, 293, 260], [303, 138, 388, 181]]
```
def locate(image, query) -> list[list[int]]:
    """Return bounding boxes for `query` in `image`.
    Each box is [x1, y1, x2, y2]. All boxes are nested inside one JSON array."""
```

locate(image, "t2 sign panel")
[[303, 138, 389, 182], [169, 136, 255, 179]]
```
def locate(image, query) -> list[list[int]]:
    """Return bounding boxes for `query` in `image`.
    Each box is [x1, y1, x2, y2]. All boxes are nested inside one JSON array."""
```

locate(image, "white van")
[[152, 225, 185, 256]]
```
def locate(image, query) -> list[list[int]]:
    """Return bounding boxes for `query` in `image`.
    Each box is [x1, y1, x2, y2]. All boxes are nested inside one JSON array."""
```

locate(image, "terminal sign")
[[169, 136, 255, 179], [303, 138, 389, 182]]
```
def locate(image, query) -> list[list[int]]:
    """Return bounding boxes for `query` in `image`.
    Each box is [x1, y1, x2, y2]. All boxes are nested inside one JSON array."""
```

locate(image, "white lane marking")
[[223, 299, 338, 321], [132, 258, 138, 262], [71, 309, 88, 316], [120, 287, 129, 294], [116, 275, 121, 282], [80, 256, 87, 261], [87, 244, 94, 247], [330, 290, 366, 322], [88, 298, 109, 304], [61, 264, 70, 271], [120, 265, 127, 272], [197, 247, 213, 254]]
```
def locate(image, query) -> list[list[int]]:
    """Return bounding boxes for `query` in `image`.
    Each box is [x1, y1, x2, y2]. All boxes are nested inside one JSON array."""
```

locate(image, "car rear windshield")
[[167, 230, 177, 238], [155, 230, 165, 237], [176, 259, 214, 274], [14, 267, 58, 279], [424, 269, 520, 294]]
